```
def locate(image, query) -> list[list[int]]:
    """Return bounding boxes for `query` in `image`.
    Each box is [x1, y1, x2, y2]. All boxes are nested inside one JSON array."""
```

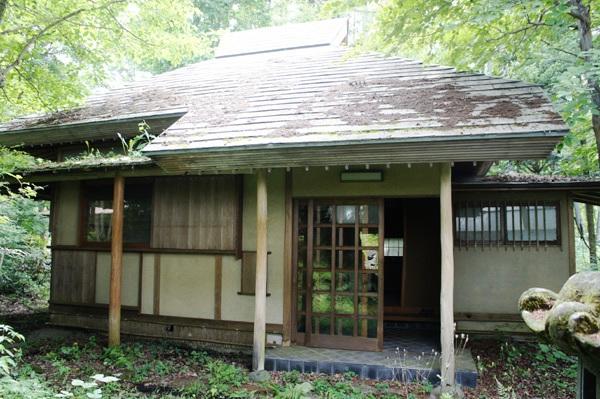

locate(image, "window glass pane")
[[338, 250, 355, 270], [359, 273, 378, 294], [335, 317, 354, 336], [335, 295, 354, 314], [313, 271, 331, 291], [312, 294, 332, 313], [315, 204, 333, 224], [298, 202, 308, 225], [358, 318, 377, 338], [123, 197, 151, 243], [358, 296, 378, 316], [384, 238, 403, 257], [313, 249, 331, 269], [297, 271, 306, 291], [297, 247, 306, 269], [359, 228, 379, 247], [86, 196, 151, 244], [297, 292, 306, 312], [335, 271, 354, 293], [312, 316, 331, 335], [336, 205, 356, 224], [87, 200, 113, 242], [315, 227, 332, 247], [360, 249, 378, 270], [359, 205, 378, 224], [337, 227, 355, 247], [297, 315, 306, 333], [544, 206, 558, 241]]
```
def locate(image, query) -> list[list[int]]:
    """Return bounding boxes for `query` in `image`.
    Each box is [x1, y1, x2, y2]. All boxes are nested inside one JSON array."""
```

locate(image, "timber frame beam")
[[440, 163, 456, 388], [252, 169, 268, 371], [108, 174, 125, 347]]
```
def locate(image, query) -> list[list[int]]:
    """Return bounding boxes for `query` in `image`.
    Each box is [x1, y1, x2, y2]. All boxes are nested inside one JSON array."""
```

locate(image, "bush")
[[0, 195, 49, 302]]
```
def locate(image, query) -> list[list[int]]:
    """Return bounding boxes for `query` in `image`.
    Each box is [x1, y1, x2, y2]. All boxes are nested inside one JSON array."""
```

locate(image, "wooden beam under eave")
[[252, 169, 268, 371], [108, 174, 125, 347], [439, 163, 455, 388]]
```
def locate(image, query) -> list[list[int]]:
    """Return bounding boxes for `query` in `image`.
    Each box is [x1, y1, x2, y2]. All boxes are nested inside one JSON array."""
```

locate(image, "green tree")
[[0, 0, 209, 120]]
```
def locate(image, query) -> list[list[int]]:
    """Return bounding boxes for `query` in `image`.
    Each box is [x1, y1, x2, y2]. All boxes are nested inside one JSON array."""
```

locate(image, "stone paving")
[[265, 325, 478, 387]]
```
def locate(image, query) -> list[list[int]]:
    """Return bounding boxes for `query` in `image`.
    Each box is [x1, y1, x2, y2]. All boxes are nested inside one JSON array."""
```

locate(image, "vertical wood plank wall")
[[152, 176, 240, 250]]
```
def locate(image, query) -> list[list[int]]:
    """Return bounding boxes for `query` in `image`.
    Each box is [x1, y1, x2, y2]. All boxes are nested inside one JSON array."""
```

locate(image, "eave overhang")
[[146, 131, 567, 174]]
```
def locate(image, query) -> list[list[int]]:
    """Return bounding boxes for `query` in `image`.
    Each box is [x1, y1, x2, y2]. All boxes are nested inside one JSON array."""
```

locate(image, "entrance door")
[[293, 199, 384, 351]]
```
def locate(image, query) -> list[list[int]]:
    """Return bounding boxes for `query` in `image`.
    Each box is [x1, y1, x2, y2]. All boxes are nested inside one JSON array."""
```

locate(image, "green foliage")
[[0, 194, 49, 301], [101, 345, 134, 370], [0, 0, 210, 120], [275, 381, 313, 399], [206, 359, 247, 397], [0, 325, 24, 376]]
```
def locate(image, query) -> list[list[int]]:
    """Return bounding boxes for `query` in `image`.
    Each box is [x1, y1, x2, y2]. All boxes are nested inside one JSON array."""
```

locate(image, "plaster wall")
[[453, 191, 571, 316], [53, 181, 80, 245], [292, 164, 440, 197], [158, 254, 215, 319], [221, 170, 286, 324], [95, 252, 139, 307]]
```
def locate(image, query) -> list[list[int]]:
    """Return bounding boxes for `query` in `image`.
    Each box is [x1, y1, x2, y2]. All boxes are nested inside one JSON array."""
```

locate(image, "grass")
[[0, 326, 578, 399]]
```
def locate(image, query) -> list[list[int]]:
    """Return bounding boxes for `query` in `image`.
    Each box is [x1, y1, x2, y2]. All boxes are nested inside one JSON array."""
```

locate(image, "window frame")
[[79, 178, 154, 249], [453, 200, 561, 248]]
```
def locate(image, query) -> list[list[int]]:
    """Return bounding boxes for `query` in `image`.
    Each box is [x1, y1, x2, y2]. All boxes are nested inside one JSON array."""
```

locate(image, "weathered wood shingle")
[[0, 22, 568, 171]]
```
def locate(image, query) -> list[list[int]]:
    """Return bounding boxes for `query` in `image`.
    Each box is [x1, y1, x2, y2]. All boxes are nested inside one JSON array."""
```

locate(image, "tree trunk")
[[569, 0, 600, 164], [587, 203, 597, 270]]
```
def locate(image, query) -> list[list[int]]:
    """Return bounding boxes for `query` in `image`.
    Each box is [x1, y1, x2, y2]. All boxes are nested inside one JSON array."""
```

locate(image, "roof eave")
[[142, 129, 569, 157]]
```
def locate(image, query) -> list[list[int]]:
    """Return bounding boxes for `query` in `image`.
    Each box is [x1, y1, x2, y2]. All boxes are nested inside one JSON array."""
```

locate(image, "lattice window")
[[454, 201, 560, 247]]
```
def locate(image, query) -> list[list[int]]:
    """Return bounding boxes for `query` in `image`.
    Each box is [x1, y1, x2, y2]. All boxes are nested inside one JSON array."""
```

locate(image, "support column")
[[440, 163, 455, 388], [252, 169, 268, 371], [108, 174, 125, 347]]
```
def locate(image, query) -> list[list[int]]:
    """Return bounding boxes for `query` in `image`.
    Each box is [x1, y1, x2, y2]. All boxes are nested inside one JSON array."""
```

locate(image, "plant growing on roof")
[[117, 121, 155, 156]]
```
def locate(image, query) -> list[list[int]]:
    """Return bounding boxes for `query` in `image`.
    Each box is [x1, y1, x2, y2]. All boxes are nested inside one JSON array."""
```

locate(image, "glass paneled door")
[[293, 199, 384, 351]]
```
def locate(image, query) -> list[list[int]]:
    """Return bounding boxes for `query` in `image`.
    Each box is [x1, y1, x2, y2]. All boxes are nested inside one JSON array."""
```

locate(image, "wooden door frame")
[[291, 198, 385, 351]]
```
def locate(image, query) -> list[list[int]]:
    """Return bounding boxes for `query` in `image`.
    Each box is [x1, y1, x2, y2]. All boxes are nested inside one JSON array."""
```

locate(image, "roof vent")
[[215, 18, 349, 58]]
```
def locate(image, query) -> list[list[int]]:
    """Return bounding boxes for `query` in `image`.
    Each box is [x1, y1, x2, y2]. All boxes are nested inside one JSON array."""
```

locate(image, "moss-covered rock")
[[519, 272, 600, 374]]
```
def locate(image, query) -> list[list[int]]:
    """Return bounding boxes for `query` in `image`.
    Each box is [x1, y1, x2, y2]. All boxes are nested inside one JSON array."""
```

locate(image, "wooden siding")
[[151, 175, 240, 250], [51, 250, 96, 305]]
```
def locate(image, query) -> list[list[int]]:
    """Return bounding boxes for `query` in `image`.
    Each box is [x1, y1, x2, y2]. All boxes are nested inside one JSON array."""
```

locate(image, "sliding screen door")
[[293, 199, 384, 351]]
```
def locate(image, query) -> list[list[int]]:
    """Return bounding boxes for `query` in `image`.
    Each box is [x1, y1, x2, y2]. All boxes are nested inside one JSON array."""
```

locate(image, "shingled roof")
[[0, 19, 568, 173]]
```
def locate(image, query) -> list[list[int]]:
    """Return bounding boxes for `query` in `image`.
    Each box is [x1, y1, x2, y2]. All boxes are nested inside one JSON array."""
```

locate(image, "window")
[[454, 201, 559, 247], [384, 238, 404, 257], [83, 181, 152, 246]]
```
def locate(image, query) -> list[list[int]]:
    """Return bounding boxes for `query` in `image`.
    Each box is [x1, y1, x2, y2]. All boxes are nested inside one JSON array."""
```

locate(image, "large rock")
[[519, 271, 600, 374]]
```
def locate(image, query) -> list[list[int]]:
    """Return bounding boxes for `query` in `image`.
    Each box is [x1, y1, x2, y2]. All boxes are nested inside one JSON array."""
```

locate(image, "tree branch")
[[0, 0, 127, 88]]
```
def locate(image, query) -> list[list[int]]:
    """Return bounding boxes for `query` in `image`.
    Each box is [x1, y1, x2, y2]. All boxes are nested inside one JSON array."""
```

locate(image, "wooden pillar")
[[252, 169, 268, 371], [108, 174, 125, 347], [440, 163, 455, 388]]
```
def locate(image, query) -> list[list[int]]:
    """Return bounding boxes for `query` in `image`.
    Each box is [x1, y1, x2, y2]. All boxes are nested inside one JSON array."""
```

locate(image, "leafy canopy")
[[0, 0, 209, 120]]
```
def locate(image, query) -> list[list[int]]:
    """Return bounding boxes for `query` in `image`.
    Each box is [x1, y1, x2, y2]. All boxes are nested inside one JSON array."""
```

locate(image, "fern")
[[496, 377, 518, 399]]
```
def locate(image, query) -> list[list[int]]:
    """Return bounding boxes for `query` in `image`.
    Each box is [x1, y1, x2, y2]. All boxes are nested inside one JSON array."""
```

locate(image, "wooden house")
[[2, 18, 599, 385]]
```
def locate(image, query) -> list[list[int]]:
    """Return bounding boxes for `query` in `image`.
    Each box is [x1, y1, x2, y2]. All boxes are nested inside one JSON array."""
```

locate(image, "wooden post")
[[108, 174, 125, 347], [253, 169, 268, 371], [440, 163, 455, 388]]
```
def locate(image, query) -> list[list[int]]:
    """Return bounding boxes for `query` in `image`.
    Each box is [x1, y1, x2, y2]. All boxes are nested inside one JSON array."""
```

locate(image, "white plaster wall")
[[292, 164, 440, 197], [220, 170, 286, 324], [159, 254, 215, 319], [140, 253, 155, 315], [95, 252, 139, 307], [453, 191, 571, 315], [53, 181, 80, 245]]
